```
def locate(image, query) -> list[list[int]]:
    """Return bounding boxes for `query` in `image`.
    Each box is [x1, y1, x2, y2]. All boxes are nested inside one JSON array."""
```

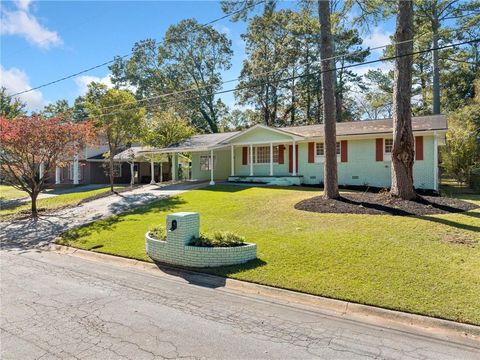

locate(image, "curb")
[[47, 244, 480, 342]]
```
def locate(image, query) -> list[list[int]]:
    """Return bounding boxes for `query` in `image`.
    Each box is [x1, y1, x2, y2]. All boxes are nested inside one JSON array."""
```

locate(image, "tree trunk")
[[30, 191, 39, 217], [391, 0, 416, 200], [431, 17, 441, 114], [317, 0, 339, 199]]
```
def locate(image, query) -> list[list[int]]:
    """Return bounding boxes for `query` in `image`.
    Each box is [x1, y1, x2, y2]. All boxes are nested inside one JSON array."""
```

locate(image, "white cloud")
[[0, 65, 47, 110], [363, 27, 392, 54], [355, 61, 393, 77], [214, 24, 231, 36], [1, 0, 61, 48], [15, 0, 33, 11], [74, 74, 113, 95]]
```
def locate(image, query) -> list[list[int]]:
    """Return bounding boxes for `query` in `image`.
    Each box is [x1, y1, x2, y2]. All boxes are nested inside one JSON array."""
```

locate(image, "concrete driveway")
[[0, 182, 207, 250], [1, 249, 479, 360]]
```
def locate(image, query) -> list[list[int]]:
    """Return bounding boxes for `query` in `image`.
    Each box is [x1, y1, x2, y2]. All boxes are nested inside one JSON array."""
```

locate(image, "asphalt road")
[[1, 249, 479, 360]]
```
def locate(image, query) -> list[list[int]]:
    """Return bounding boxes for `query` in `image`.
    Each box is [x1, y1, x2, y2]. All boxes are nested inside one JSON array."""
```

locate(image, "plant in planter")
[[148, 225, 245, 247]]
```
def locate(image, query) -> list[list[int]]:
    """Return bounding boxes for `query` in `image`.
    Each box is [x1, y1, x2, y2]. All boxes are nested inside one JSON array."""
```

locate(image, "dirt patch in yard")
[[295, 192, 478, 216]]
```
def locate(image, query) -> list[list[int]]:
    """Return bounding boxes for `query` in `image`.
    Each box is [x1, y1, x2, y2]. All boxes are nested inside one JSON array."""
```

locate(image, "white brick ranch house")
[[138, 115, 447, 191]]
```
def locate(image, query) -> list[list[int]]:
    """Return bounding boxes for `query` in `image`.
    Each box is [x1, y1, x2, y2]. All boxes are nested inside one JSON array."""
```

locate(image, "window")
[[316, 143, 324, 156], [254, 146, 278, 164], [336, 141, 341, 155], [316, 142, 341, 157], [200, 155, 215, 171], [384, 139, 393, 153]]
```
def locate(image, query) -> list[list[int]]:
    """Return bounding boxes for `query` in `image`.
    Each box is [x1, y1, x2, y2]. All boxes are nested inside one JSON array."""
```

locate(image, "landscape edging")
[[47, 243, 480, 340]]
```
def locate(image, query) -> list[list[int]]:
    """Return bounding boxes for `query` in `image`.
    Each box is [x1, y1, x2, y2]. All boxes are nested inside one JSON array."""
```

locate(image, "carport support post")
[[150, 157, 155, 184], [73, 155, 79, 185], [230, 145, 234, 176], [160, 162, 163, 183], [249, 144, 253, 176], [172, 154, 177, 182], [209, 149, 215, 185], [55, 167, 61, 184], [39, 162, 44, 180], [269, 143, 273, 176]]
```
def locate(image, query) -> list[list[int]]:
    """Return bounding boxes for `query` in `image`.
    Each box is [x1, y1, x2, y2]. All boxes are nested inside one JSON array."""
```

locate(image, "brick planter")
[[145, 212, 257, 268]]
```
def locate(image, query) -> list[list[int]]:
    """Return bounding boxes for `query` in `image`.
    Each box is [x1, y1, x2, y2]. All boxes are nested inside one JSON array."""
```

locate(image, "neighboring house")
[[48, 144, 173, 185], [142, 115, 447, 191]]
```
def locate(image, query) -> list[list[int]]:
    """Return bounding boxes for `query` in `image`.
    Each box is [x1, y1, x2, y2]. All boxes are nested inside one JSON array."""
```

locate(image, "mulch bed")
[[295, 191, 478, 216]]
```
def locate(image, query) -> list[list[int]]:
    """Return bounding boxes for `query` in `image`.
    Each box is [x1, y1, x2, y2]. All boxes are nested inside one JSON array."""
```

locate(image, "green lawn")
[[0, 185, 29, 201], [0, 185, 125, 219], [58, 185, 480, 325]]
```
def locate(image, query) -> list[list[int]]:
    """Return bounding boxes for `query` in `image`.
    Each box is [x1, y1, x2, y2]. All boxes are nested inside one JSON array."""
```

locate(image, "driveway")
[[0, 182, 207, 250], [1, 249, 479, 360]]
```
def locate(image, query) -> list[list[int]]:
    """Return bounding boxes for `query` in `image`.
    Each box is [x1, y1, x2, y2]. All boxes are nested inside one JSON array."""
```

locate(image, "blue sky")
[[1, 0, 393, 112]]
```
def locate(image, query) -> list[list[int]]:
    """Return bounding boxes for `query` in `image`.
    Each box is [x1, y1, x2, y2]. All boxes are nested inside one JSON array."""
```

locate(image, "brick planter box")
[[145, 212, 257, 268]]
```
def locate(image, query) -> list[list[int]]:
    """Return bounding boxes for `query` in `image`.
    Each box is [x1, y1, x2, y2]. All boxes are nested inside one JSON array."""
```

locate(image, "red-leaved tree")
[[0, 115, 96, 216]]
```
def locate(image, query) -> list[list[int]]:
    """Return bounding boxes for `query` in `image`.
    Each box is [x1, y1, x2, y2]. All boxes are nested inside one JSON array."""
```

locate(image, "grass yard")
[[0, 185, 29, 201], [58, 185, 480, 325], [0, 185, 125, 219]]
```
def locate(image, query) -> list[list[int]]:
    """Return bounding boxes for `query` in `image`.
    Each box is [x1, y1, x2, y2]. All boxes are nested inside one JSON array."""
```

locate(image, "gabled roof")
[[142, 115, 447, 153]]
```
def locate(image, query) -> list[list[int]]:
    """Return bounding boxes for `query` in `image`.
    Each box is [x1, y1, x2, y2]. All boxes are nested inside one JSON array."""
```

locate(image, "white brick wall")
[[146, 212, 257, 268]]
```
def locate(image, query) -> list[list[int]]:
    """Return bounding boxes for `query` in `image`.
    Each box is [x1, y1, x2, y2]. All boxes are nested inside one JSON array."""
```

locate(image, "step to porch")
[[228, 176, 303, 186]]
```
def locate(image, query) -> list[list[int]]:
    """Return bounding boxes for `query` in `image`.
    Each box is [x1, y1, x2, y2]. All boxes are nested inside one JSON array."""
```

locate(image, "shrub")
[[149, 225, 167, 241], [190, 231, 245, 247]]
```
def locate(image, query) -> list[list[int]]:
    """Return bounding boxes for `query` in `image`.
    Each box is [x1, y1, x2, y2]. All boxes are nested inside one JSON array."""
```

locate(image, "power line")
[[82, 38, 479, 120], [93, 32, 434, 113], [10, 0, 266, 97]]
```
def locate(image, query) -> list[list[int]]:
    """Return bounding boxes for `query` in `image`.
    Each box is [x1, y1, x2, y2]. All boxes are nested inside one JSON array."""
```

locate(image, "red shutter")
[[288, 145, 298, 173], [340, 140, 348, 162], [278, 145, 284, 164], [415, 136, 424, 160], [242, 147, 248, 165], [308, 142, 315, 163], [376, 138, 383, 161]]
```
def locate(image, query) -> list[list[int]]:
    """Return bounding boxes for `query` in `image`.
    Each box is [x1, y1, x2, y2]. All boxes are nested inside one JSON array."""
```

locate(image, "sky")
[[1, 0, 394, 113]]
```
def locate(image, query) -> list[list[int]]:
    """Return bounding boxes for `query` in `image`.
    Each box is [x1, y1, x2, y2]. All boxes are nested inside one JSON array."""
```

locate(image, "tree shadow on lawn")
[[416, 212, 480, 233], [152, 258, 267, 289]]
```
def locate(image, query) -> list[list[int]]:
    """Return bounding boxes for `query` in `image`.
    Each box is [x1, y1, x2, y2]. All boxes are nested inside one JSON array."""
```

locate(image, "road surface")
[[1, 249, 478, 360]]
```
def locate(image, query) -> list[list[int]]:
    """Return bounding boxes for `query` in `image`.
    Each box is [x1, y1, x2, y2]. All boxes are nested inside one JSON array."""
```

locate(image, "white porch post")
[[160, 162, 163, 183], [230, 145, 234, 177], [130, 163, 135, 186], [55, 166, 61, 184], [172, 154, 177, 182], [269, 143, 273, 176], [292, 140, 297, 176], [39, 162, 44, 180], [249, 144, 254, 176], [150, 158, 155, 184], [73, 155, 79, 185], [209, 149, 215, 185]]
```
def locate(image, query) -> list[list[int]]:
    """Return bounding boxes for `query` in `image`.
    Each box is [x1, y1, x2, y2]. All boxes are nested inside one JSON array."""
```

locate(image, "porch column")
[[73, 155, 79, 185], [292, 140, 297, 176], [249, 144, 254, 176], [172, 154, 177, 181], [130, 163, 135, 186], [230, 145, 234, 177], [150, 157, 155, 184], [269, 143, 273, 176], [160, 162, 163, 183], [433, 131, 438, 191], [55, 166, 61, 184], [39, 162, 44, 180], [209, 149, 215, 185]]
